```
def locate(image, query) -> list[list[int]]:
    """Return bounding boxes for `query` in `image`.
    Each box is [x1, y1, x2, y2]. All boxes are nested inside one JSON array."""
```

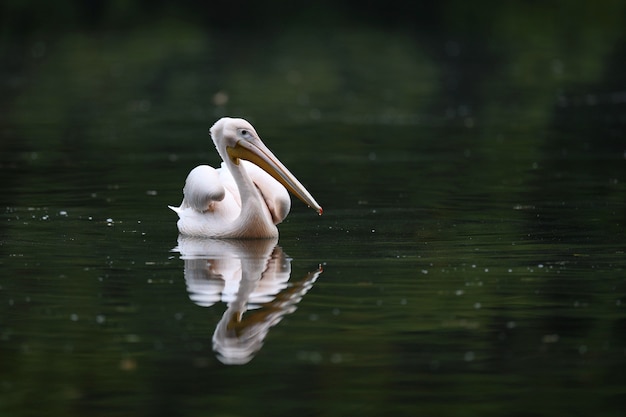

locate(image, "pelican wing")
[[181, 165, 226, 212]]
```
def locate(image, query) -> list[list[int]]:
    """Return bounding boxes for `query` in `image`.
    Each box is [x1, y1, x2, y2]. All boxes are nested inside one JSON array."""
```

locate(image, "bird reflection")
[[173, 236, 322, 365]]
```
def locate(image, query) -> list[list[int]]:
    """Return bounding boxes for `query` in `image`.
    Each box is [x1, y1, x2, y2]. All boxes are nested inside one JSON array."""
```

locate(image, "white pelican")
[[169, 117, 322, 238]]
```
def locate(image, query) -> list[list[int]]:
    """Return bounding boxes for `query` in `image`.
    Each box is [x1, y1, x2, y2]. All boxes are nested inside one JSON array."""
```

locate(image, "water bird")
[[170, 117, 322, 238]]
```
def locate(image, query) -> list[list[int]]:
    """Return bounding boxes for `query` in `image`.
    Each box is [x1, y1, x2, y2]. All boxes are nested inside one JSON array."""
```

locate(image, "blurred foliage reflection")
[[1, 1, 625, 417]]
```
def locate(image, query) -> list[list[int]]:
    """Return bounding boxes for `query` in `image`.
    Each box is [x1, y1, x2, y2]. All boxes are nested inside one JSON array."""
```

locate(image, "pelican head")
[[210, 118, 323, 215]]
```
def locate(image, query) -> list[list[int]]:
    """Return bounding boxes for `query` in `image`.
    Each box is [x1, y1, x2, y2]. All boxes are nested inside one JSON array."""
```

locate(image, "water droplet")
[[309, 352, 322, 364], [119, 357, 137, 371], [541, 334, 559, 344], [125, 334, 141, 343], [213, 90, 229, 106], [330, 353, 343, 364]]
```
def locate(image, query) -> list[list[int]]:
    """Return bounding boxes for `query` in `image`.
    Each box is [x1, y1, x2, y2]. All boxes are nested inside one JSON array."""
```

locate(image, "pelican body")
[[170, 117, 322, 238]]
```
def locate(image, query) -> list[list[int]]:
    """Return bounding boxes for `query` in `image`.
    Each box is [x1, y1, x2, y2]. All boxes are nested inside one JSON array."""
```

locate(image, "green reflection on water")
[[1, 3, 626, 416]]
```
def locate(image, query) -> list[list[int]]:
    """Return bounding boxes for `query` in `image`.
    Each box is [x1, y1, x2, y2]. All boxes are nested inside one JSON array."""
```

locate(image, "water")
[[2, 17, 626, 417]]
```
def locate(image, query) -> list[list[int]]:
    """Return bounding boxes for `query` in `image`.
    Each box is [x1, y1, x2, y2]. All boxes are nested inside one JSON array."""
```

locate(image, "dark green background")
[[1, 1, 625, 416]]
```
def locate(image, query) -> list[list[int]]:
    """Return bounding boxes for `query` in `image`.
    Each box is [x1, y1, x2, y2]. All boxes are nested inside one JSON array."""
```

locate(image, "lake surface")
[[1, 18, 625, 417]]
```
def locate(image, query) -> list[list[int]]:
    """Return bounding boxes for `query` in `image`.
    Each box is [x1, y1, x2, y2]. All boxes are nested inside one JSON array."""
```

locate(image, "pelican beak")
[[226, 310, 243, 331], [227, 139, 323, 215]]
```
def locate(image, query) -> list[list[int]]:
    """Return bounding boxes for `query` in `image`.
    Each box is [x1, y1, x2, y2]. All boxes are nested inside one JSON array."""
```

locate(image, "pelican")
[[169, 117, 322, 238]]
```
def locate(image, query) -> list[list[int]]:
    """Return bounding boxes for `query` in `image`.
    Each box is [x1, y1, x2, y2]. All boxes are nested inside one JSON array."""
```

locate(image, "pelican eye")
[[239, 129, 253, 140]]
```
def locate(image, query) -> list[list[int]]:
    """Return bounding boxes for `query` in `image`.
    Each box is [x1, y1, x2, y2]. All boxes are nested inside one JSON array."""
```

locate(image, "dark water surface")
[[2, 17, 626, 417]]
